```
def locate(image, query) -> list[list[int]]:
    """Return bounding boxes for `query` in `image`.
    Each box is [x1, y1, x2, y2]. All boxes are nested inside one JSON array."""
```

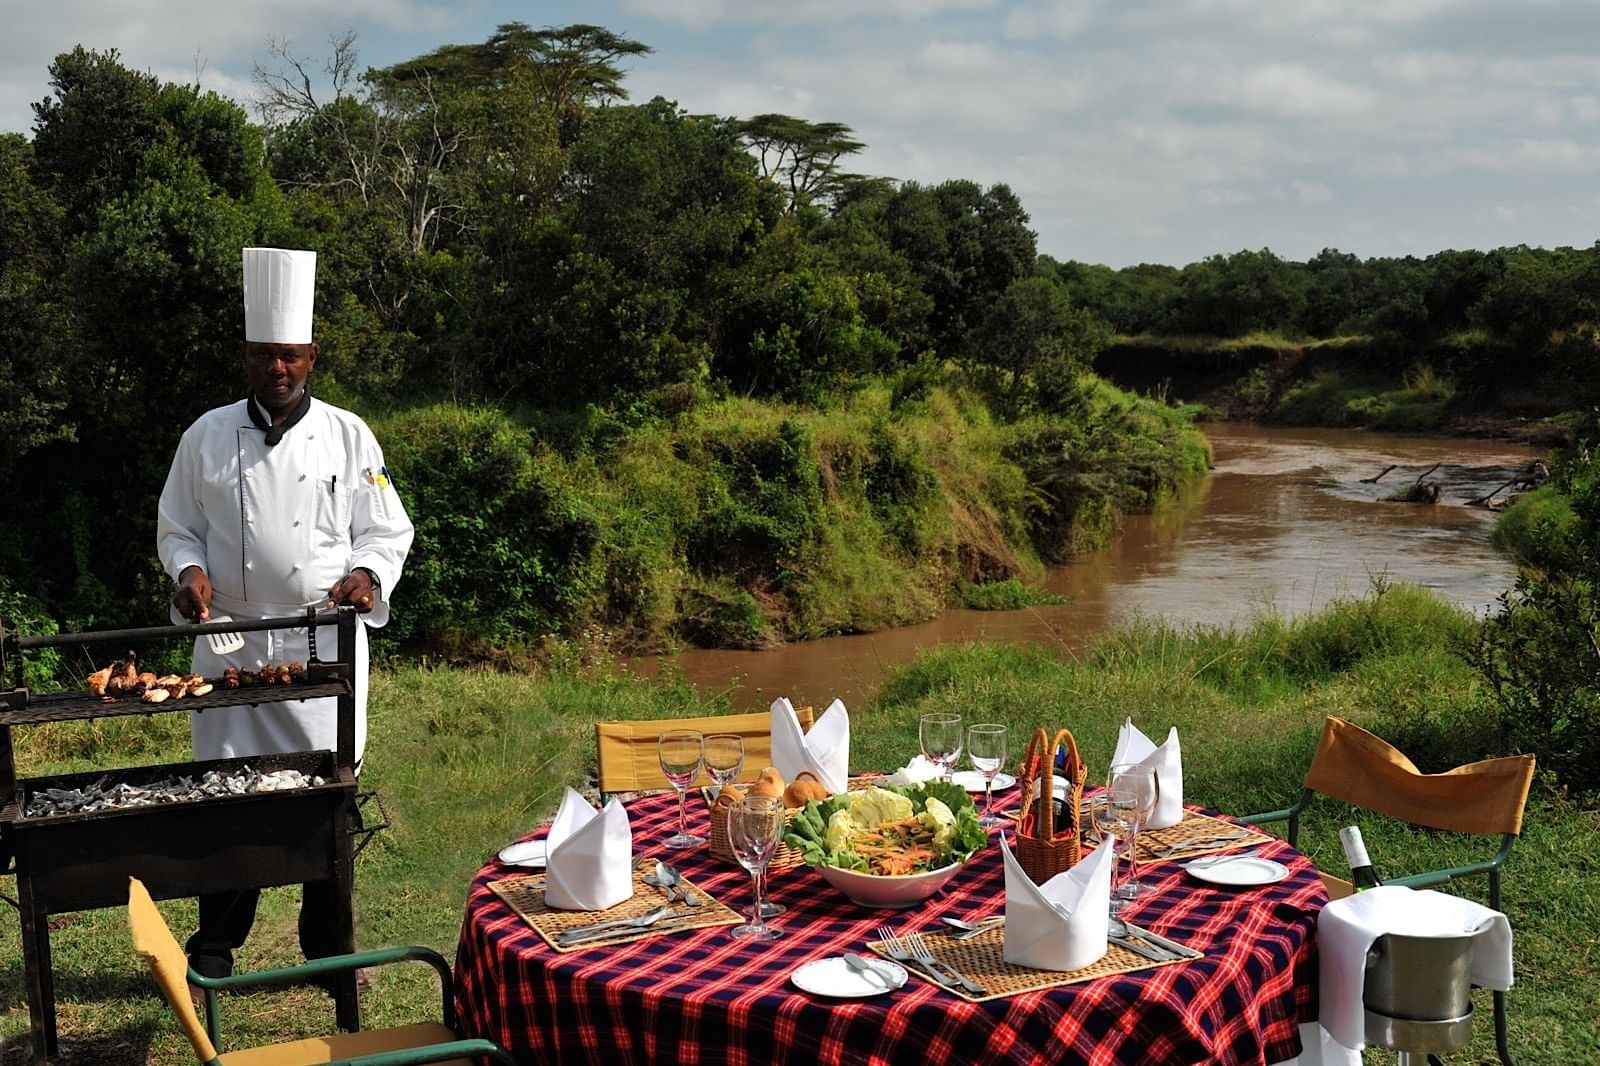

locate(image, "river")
[[627, 424, 1542, 713]]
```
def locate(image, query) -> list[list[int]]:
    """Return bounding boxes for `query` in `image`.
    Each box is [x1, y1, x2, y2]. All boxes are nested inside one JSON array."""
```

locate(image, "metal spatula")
[[204, 615, 245, 656]]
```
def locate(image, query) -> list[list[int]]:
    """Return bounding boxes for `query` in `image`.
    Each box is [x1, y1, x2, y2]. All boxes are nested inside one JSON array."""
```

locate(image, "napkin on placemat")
[[1111, 717, 1184, 829], [543, 787, 635, 912], [771, 697, 850, 793], [1000, 834, 1117, 971], [1318, 885, 1512, 1051], [884, 754, 943, 787]]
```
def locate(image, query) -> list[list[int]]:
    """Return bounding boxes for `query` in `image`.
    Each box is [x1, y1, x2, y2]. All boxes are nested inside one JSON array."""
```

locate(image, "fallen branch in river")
[[1360, 464, 1398, 484]]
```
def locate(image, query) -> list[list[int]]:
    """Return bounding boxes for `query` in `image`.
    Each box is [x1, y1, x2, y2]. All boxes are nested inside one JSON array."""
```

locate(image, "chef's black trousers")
[[186, 880, 341, 979]]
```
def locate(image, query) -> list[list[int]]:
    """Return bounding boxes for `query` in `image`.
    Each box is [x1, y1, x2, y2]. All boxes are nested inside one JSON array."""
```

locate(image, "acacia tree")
[[737, 113, 865, 213]]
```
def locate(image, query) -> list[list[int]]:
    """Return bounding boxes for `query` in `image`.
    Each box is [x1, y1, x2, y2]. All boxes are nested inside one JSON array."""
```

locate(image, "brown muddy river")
[[628, 424, 1543, 712]]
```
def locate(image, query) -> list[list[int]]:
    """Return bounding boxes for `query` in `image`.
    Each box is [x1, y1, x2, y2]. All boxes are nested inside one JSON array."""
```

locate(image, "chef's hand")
[[174, 566, 213, 621], [327, 570, 377, 613]]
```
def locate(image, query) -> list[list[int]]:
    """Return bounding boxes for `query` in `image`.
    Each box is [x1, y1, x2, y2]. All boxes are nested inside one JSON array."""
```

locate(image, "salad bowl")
[[816, 857, 967, 909]]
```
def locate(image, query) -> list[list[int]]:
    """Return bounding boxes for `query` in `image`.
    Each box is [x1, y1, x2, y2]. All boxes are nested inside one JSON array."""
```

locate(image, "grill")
[[1, 608, 369, 1065]]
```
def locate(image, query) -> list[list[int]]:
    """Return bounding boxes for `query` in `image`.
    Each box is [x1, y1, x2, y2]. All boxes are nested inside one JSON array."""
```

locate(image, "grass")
[[1270, 367, 1456, 432], [3, 585, 1596, 1064]]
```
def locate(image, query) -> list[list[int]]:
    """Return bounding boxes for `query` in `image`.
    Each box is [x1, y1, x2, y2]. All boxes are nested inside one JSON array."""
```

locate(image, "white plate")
[[1186, 856, 1289, 886], [790, 956, 907, 998], [951, 770, 1017, 793], [497, 839, 548, 869]]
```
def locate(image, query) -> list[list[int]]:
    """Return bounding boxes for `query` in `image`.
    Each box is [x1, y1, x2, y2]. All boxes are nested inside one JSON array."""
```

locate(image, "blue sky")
[[4, 0, 1599, 268]]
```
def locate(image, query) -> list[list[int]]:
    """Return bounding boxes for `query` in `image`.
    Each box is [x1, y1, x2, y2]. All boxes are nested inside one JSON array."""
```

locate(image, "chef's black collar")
[[247, 390, 311, 446]]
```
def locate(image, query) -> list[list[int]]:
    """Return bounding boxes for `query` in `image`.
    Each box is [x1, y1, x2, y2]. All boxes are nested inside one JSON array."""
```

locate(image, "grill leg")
[[17, 876, 56, 1066], [330, 797, 360, 1033]]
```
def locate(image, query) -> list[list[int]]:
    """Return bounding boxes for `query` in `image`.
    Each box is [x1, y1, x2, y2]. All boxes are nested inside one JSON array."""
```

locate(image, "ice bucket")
[[1363, 932, 1476, 1054]]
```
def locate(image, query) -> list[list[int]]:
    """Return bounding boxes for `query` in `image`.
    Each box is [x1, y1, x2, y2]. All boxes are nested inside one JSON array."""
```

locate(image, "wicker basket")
[[1014, 727, 1088, 884], [708, 791, 807, 871]]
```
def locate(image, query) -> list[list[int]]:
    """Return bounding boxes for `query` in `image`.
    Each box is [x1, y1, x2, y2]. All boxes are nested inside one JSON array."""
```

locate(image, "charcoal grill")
[[0, 608, 368, 1065]]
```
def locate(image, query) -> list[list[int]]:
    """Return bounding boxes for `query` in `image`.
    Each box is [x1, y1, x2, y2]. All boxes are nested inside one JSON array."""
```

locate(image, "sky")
[[3, 0, 1599, 268]]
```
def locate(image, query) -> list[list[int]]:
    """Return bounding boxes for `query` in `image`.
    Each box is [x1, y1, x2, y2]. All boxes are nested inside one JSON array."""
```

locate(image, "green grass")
[[1270, 367, 1456, 432], [3, 585, 1595, 1064]]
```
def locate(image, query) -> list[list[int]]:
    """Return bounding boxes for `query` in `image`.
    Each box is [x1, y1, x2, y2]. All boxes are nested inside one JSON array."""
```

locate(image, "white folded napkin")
[[999, 834, 1117, 971], [542, 787, 635, 911], [1318, 885, 1513, 1051], [1110, 717, 1184, 829], [770, 697, 850, 794], [884, 754, 943, 787]]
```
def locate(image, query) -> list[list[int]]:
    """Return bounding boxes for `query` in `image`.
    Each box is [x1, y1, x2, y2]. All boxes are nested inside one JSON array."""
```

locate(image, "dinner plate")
[[1185, 856, 1289, 886], [790, 956, 908, 998], [497, 839, 548, 869], [951, 770, 1017, 793]]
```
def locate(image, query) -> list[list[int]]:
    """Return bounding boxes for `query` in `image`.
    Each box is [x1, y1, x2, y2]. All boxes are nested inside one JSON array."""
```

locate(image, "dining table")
[[454, 783, 1338, 1066]]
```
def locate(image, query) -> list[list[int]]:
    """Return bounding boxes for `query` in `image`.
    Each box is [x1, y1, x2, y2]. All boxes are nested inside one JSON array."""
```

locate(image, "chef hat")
[[242, 247, 316, 344]]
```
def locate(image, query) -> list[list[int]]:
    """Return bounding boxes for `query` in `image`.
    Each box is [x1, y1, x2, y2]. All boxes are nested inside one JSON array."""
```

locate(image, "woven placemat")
[[490, 862, 742, 952], [868, 926, 1192, 1003], [1086, 809, 1274, 862]]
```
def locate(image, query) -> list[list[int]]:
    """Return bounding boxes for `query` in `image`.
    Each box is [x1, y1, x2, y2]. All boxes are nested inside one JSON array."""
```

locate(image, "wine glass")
[[703, 734, 745, 791], [728, 795, 785, 941], [1107, 762, 1159, 898], [1089, 788, 1138, 916], [919, 713, 963, 782], [658, 729, 706, 849], [967, 723, 1008, 827]]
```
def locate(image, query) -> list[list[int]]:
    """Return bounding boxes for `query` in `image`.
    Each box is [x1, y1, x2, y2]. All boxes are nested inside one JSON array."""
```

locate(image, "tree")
[[966, 274, 1105, 417], [737, 113, 865, 213]]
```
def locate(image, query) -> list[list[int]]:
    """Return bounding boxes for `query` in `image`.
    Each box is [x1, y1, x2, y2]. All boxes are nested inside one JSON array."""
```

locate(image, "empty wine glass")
[[919, 713, 963, 782], [1089, 788, 1139, 916], [658, 729, 706, 849], [1107, 762, 1159, 898], [967, 723, 1008, 827], [703, 734, 745, 790], [728, 795, 784, 941]]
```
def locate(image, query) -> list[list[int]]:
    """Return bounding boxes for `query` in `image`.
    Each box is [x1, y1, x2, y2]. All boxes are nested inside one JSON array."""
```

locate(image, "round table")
[[455, 788, 1329, 1066]]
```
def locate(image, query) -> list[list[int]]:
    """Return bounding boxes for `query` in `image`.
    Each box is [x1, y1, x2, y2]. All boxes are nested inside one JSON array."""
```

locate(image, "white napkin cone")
[[884, 754, 943, 787], [770, 697, 850, 794], [1111, 717, 1184, 829], [1318, 885, 1513, 1051], [1000, 834, 1117, 971], [542, 787, 635, 911]]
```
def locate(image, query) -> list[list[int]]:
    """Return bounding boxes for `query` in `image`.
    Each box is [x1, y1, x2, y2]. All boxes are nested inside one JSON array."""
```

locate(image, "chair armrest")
[[191, 945, 458, 1027], [328, 1038, 518, 1066], [1237, 807, 1295, 826]]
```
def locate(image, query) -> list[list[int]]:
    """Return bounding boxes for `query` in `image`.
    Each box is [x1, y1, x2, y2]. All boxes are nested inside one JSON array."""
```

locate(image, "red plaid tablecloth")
[[455, 789, 1327, 1066]]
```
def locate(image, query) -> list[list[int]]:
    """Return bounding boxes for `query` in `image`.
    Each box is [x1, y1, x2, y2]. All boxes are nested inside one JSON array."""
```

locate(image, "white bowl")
[[815, 859, 967, 909]]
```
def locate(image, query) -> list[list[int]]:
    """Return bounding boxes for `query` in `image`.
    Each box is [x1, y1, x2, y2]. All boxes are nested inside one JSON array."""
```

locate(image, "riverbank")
[[1095, 333, 1580, 447], [2, 584, 1592, 1065]]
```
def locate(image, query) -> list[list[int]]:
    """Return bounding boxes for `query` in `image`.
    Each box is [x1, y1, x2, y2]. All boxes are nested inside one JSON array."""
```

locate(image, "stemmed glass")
[[1107, 762, 1159, 899], [1090, 788, 1139, 916], [703, 734, 745, 792], [658, 729, 706, 849], [919, 713, 963, 782], [967, 723, 1008, 827], [728, 795, 785, 941]]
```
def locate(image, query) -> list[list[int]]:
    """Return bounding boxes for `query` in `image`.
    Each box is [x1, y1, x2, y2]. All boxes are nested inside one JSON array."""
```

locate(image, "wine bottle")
[[1338, 825, 1382, 891]]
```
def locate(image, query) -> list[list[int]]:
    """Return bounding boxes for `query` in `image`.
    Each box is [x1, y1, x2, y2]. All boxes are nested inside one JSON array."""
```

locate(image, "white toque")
[[242, 248, 316, 344]]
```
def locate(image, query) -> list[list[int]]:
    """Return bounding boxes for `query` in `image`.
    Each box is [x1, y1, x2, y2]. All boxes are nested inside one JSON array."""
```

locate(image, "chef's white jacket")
[[156, 397, 414, 769]]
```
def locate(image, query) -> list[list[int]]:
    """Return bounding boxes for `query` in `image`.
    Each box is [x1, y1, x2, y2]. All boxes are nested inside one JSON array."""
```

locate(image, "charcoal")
[[23, 765, 326, 818]]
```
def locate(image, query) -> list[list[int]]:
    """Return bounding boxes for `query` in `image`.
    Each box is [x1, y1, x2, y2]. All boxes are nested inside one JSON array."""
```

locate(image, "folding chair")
[[127, 878, 514, 1066], [1241, 717, 1535, 1066], [594, 706, 815, 800]]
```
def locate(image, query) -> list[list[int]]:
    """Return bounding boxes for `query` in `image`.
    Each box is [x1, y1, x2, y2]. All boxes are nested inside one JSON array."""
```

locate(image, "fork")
[[877, 926, 986, 995]]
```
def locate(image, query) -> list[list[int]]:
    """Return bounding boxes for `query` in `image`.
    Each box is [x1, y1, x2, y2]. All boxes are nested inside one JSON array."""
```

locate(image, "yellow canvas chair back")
[[128, 877, 219, 1064], [595, 706, 815, 797], [1242, 716, 1535, 1066]]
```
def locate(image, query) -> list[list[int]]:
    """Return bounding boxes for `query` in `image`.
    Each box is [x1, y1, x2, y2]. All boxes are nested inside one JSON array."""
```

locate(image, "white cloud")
[[620, 0, 998, 30], [1290, 180, 1333, 202]]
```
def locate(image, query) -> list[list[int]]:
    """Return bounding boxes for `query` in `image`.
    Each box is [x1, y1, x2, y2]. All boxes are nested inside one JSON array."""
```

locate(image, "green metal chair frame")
[[1240, 717, 1535, 1066]]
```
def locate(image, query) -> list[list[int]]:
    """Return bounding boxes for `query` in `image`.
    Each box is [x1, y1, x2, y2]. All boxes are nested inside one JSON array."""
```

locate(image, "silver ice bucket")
[[1363, 932, 1476, 1054]]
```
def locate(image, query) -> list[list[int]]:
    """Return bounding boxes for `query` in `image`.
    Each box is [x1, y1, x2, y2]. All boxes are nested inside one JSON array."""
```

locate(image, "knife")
[[1119, 922, 1200, 960], [555, 905, 672, 942], [1109, 933, 1169, 962]]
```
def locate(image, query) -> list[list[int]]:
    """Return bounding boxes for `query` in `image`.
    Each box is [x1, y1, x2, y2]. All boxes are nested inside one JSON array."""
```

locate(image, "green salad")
[[783, 780, 988, 875]]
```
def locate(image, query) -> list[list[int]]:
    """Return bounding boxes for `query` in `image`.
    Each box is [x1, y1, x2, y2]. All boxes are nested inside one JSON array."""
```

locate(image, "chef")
[[156, 246, 414, 983]]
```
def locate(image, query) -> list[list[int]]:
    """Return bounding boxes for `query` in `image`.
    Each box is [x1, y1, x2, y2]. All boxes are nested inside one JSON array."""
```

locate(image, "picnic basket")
[[1014, 727, 1088, 883]]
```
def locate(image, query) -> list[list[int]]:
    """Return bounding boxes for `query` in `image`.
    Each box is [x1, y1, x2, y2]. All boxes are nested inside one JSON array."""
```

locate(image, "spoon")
[[940, 915, 1004, 939], [655, 861, 701, 907], [843, 952, 895, 989]]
